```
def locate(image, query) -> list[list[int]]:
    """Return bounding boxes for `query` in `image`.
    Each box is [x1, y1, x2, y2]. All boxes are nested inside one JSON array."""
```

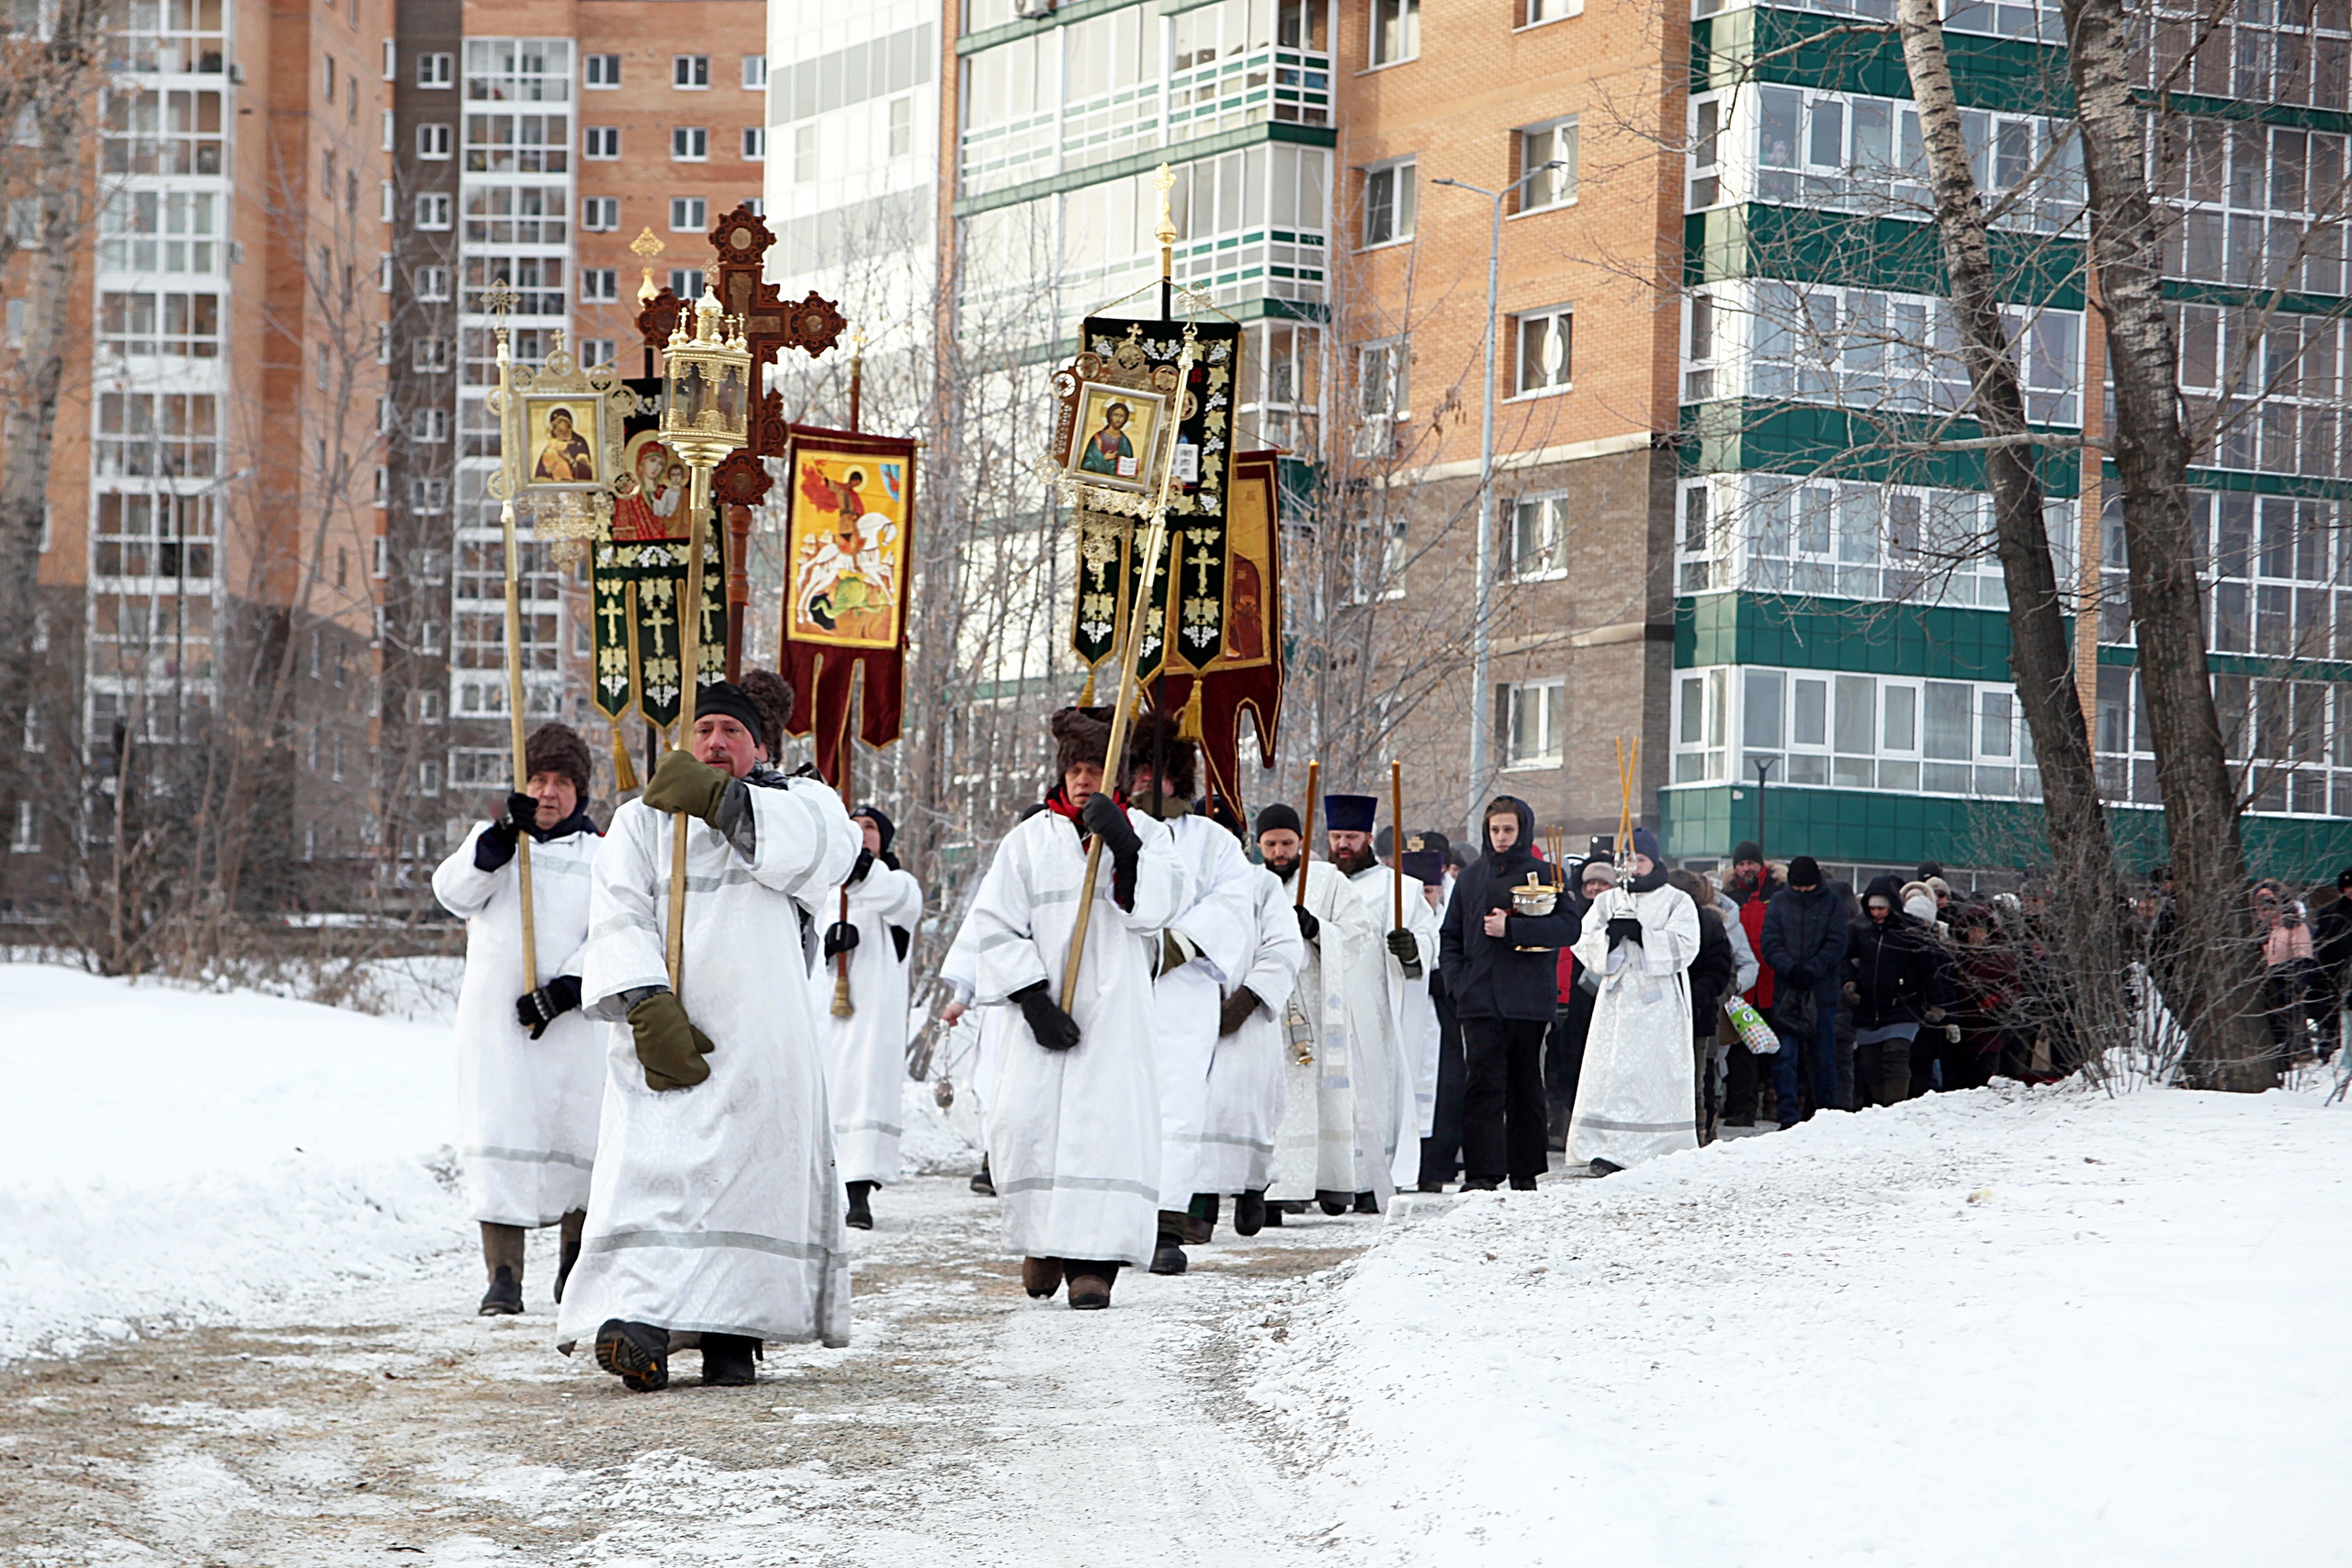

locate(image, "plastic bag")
[[1725, 996, 1781, 1055]]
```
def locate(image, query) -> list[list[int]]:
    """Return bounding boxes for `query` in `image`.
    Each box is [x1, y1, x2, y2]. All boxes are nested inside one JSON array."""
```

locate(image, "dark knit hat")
[[1256, 802, 1303, 837], [1733, 840, 1764, 864], [1324, 794, 1377, 834], [1787, 854, 1822, 887], [524, 723, 593, 799], [1051, 706, 1111, 775], [1121, 707, 1196, 798], [739, 669, 793, 760], [1632, 827, 1663, 863], [694, 682, 769, 750], [852, 803, 896, 852]]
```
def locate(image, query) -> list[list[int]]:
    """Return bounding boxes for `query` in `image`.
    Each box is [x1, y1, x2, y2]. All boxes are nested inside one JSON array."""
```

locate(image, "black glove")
[[628, 990, 715, 1091], [1605, 916, 1645, 947], [514, 975, 582, 1038], [1079, 792, 1141, 855], [823, 921, 859, 959], [1294, 904, 1320, 942], [1782, 965, 1812, 988], [1385, 927, 1424, 979], [642, 748, 731, 825], [1012, 981, 1082, 1052], [473, 792, 537, 871], [890, 925, 911, 963], [1217, 986, 1261, 1037], [848, 848, 876, 886]]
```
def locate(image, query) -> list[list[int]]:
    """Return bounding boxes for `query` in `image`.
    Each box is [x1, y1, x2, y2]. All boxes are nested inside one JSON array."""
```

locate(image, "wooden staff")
[[1388, 759, 1405, 931], [1057, 337, 1197, 1004], [664, 469, 714, 991], [832, 694, 854, 1018], [1295, 760, 1319, 908], [492, 327, 537, 992], [1613, 738, 1641, 879]]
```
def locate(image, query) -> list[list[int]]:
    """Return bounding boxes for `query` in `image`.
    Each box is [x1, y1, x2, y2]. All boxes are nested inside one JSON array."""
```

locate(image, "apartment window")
[[1514, 306, 1573, 394], [740, 197, 763, 218], [888, 96, 912, 158], [98, 291, 221, 358], [379, 180, 394, 221], [1358, 337, 1408, 420], [409, 407, 447, 444], [1363, 158, 1416, 247], [795, 123, 818, 183], [324, 52, 335, 100], [1684, 292, 1715, 401], [741, 53, 767, 89], [672, 126, 707, 162], [415, 192, 452, 229], [1690, 96, 1722, 208], [418, 760, 444, 795], [668, 266, 707, 299], [582, 196, 619, 230], [412, 336, 449, 372], [1516, 118, 1578, 211], [414, 265, 451, 300], [1522, 0, 1579, 22], [381, 39, 396, 79], [409, 477, 449, 513], [580, 267, 618, 302], [381, 108, 394, 151], [662, 198, 706, 236], [578, 337, 616, 367], [1673, 670, 1729, 782], [741, 127, 765, 161], [584, 52, 620, 87], [673, 53, 709, 88], [1510, 494, 1567, 581], [1498, 679, 1566, 769], [417, 51, 453, 88], [1370, 0, 1419, 66], [584, 125, 619, 159], [10, 802, 36, 854], [416, 122, 452, 159]]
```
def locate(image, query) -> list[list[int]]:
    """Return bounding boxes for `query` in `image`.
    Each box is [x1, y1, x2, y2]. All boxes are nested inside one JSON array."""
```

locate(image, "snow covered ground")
[[0, 964, 466, 1364], [1246, 1084, 2352, 1567], [0, 963, 979, 1367]]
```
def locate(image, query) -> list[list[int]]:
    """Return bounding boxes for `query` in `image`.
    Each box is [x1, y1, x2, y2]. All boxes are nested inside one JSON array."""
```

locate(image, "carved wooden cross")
[[635, 203, 847, 674]]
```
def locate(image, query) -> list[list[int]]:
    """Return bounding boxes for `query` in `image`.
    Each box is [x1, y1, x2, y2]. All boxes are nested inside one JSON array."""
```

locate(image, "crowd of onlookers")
[[1435, 840, 2350, 1167]]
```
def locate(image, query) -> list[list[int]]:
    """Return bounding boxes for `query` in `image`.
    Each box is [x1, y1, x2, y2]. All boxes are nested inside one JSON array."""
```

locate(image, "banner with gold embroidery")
[[1068, 315, 1241, 682], [587, 381, 729, 730]]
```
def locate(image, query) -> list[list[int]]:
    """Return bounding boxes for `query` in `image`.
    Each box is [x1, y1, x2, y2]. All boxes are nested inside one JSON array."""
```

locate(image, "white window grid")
[[1675, 471, 2056, 607], [2138, 1, 2352, 113], [583, 125, 618, 159], [672, 126, 707, 162], [415, 192, 452, 229], [1515, 118, 1578, 213], [582, 196, 619, 231], [1498, 678, 1566, 769], [584, 53, 620, 88], [1513, 306, 1572, 395], [741, 54, 767, 90], [1510, 492, 1569, 581], [416, 122, 452, 159], [417, 51, 454, 89], [1361, 157, 1415, 247], [1370, 0, 1419, 67], [99, 189, 221, 276], [673, 54, 709, 89], [670, 197, 707, 231], [1674, 662, 2044, 802], [742, 127, 765, 161]]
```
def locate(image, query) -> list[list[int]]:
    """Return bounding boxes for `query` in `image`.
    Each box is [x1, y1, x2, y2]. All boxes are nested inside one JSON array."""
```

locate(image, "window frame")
[[1367, 0, 1420, 69], [1512, 116, 1579, 214], [671, 124, 709, 163], [583, 125, 620, 159], [583, 52, 620, 88], [673, 53, 710, 89], [416, 51, 453, 89], [1361, 156, 1417, 249], [669, 197, 707, 233], [1510, 304, 1574, 397]]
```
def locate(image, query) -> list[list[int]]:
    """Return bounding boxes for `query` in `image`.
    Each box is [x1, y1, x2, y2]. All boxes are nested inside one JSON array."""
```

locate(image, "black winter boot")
[[969, 1158, 996, 1197], [1183, 1192, 1218, 1245], [1150, 1213, 1188, 1275], [845, 1180, 876, 1231], [701, 1333, 759, 1387], [594, 1319, 670, 1392], [1316, 1190, 1351, 1216], [478, 1264, 523, 1316], [1352, 1190, 1380, 1214], [1233, 1190, 1267, 1235]]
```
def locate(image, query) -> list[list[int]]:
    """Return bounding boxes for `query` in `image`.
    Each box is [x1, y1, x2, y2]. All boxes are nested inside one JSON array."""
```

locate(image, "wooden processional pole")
[[490, 284, 537, 992]]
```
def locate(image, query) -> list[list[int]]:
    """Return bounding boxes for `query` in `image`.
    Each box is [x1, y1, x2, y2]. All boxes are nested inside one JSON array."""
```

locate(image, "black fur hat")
[[1050, 706, 1111, 777], [1121, 707, 1196, 799], [738, 669, 794, 760], [524, 723, 593, 799]]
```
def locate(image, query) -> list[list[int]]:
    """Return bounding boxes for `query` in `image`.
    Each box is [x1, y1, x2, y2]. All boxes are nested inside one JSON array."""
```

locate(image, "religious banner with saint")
[[1065, 313, 1242, 682], [586, 384, 729, 738], [777, 423, 916, 782]]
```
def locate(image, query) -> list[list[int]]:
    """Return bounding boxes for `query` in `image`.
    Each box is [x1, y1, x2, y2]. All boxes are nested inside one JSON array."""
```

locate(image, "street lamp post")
[[1431, 162, 1563, 843]]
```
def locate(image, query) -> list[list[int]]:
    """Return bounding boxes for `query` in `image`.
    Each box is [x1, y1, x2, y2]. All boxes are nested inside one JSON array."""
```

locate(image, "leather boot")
[[701, 1332, 758, 1386], [1021, 1257, 1064, 1299], [594, 1319, 669, 1392], [1183, 1192, 1218, 1245], [1316, 1190, 1350, 1215], [845, 1180, 876, 1231], [478, 1223, 526, 1314], [554, 1210, 584, 1303], [1232, 1190, 1267, 1236]]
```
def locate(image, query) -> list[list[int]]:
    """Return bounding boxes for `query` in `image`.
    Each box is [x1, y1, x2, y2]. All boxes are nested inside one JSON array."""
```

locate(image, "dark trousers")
[[1773, 994, 1842, 1122], [1418, 988, 1466, 1185], [1462, 1016, 1552, 1183], [1723, 1039, 1762, 1121]]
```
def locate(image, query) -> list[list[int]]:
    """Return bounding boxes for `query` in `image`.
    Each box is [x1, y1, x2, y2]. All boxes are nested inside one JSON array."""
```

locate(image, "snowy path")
[[0, 1177, 1375, 1566]]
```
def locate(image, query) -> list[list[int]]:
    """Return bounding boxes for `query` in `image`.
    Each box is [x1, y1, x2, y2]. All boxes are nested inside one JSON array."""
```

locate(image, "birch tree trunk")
[[1896, 0, 2123, 1057], [2057, 0, 2274, 1089]]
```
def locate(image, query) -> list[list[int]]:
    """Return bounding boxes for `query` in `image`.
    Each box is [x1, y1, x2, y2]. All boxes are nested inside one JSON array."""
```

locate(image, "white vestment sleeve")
[[970, 830, 1052, 1005], [746, 779, 862, 901], [1640, 887, 1702, 976], [582, 806, 671, 1015], [431, 823, 503, 919], [1171, 827, 1260, 987], [1240, 874, 1306, 1016]]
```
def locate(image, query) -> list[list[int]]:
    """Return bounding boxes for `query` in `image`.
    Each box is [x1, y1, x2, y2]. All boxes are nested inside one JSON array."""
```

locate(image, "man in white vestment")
[[1329, 795, 1441, 1214], [1568, 827, 1702, 1175], [432, 723, 603, 1316], [965, 707, 1187, 1310], [820, 804, 923, 1232], [558, 675, 862, 1392], [1199, 829, 1306, 1237], [1118, 712, 1261, 1275]]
